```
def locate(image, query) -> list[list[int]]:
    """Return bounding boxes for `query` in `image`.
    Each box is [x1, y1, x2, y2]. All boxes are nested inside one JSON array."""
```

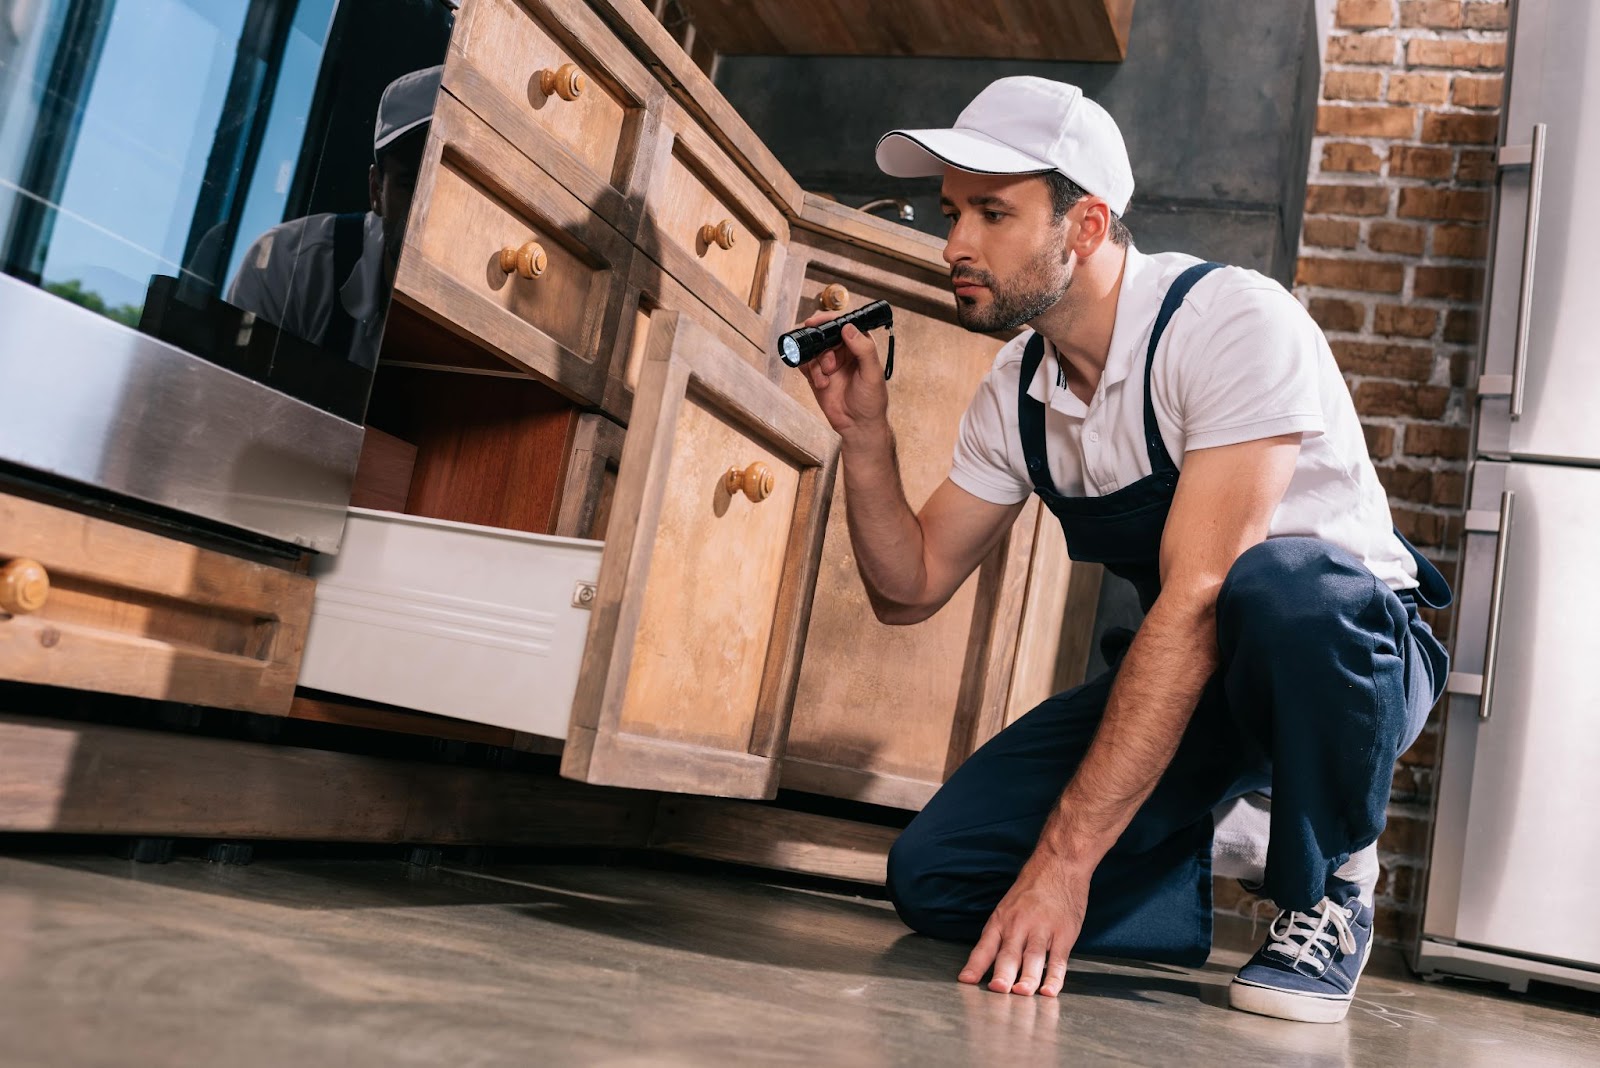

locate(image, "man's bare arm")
[[799, 317, 1025, 624], [963, 432, 1302, 997]]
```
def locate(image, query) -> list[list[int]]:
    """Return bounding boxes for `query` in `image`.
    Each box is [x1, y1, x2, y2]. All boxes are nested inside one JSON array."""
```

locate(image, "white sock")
[[1211, 792, 1271, 885], [1211, 796, 1381, 909], [1333, 844, 1380, 908]]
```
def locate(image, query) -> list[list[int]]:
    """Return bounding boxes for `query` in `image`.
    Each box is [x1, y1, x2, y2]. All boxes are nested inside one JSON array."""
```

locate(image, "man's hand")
[[959, 853, 1091, 998], [796, 311, 889, 440]]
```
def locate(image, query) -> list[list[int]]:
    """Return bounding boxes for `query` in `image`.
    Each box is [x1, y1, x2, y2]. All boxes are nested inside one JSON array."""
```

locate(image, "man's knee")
[[885, 822, 941, 936], [885, 820, 987, 942], [1218, 537, 1378, 651]]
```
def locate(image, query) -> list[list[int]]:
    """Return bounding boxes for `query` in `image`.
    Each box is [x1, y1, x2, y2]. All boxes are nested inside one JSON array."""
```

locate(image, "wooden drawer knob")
[[538, 63, 587, 102], [724, 462, 775, 503], [819, 283, 850, 312], [700, 219, 737, 251], [499, 240, 548, 280], [0, 558, 49, 615]]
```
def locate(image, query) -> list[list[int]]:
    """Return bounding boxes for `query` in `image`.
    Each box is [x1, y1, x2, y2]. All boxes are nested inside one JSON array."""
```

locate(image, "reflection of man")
[[228, 65, 441, 370], [796, 77, 1451, 1023]]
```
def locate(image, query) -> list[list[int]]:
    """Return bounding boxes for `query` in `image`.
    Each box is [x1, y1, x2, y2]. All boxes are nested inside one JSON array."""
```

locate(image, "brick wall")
[[1214, 0, 1509, 944]]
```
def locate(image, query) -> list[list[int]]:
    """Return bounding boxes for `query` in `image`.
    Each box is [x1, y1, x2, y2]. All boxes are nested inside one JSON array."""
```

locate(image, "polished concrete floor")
[[0, 853, 1595, 1067]]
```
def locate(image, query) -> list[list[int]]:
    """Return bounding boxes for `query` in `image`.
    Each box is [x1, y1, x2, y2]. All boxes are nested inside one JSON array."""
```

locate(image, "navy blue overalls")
[[886, 263, 1453, 966]]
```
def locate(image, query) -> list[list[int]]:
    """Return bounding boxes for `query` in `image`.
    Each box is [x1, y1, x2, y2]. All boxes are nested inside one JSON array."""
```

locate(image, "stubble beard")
[[953, 242, 1073, 334]]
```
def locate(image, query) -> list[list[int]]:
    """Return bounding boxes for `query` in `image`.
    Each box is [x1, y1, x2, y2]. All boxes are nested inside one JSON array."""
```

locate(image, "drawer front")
[[775, 245, 1030, 810], [604, 251, 770, 420], [563, 312, 838, 800], [638, 102, 788, 351], [445, 0, 658, 229], [0, 493, 313, 714], [299, 509, 601, 740], [394, 94, 632, 405]]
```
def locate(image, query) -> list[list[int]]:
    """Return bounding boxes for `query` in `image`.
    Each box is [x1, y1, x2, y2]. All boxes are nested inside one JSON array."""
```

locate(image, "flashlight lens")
[[781, 335, 801, 367]]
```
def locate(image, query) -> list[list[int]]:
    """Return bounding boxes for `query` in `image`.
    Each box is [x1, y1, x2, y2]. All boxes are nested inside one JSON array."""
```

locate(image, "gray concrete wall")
[[715, 0, 1321, 285], [715, 0, 1324, 677]]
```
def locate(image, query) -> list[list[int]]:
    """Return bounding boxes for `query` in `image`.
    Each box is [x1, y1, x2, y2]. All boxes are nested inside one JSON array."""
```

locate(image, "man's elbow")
[[869, 595, 940, 626]]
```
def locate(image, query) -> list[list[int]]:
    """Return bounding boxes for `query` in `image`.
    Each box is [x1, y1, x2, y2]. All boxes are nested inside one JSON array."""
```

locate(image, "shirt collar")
[[1023, 245, 1154, 417]]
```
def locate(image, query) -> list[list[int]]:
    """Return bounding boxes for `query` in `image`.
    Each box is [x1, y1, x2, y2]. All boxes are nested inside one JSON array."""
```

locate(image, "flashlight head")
[[780, 333, 804, 367]]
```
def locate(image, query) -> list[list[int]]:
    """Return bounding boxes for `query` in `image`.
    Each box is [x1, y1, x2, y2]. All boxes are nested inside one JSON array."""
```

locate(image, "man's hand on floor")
[[958, 854, 1090, 997]]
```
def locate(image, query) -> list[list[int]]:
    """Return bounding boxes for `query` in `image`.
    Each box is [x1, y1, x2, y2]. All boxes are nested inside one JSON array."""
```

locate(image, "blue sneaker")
[[1229, 894, 1373, 1023]]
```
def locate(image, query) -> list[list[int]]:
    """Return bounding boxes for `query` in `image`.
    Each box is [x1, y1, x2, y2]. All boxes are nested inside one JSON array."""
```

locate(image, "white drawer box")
[[299, 508, 602, 739]]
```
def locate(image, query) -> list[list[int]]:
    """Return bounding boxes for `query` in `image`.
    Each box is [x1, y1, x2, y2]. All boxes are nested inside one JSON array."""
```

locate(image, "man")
[[795, 77, 1451, 1024], [228, 65, 442, 370]]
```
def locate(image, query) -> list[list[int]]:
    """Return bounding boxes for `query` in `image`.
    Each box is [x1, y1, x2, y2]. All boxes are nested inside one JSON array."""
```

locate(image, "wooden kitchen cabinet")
[[0, 0, 1101, 869], [300, 0, 1096, 808]]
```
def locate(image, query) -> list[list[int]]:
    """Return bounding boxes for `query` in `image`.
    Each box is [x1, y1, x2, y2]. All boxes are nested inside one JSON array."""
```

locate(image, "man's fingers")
[[1011, 933, 1050, 996], [986, 934, 1024, 994], [1038, 946, 1070, 998], [959, 923, 1002, 985], [840, 325, 881, 372], [961, 921, 1003, 985]]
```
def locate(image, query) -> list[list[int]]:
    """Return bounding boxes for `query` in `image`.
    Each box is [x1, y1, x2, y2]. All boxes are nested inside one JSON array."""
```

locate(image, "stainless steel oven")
[[0, 0, 454, 551]]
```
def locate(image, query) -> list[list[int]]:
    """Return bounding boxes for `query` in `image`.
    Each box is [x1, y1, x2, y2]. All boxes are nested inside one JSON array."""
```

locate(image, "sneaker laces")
[[1265, 898, 1357, 976]]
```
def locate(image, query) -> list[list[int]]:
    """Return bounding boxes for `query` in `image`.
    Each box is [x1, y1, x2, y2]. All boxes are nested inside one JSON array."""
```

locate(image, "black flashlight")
[[778, 299, 896, 380]]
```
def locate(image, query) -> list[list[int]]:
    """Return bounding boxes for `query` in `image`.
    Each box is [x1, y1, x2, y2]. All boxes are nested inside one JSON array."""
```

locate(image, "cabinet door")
[[561, 312, 839, 798], [1477, 0, 1600, 463], [772, 234, 1066, 810]]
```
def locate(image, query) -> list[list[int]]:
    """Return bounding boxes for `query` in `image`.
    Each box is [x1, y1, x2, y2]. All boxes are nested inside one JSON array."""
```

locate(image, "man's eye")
[[985, 211, 1005, 222]]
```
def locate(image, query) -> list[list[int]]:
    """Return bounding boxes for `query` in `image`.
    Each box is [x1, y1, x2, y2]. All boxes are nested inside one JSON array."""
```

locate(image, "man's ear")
[[368, 163, 383, 216], [1069, 199, 1112, 259]]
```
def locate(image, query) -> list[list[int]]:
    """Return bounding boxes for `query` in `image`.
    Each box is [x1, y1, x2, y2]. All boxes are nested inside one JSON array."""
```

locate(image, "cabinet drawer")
[[604, 250, 770, 421], [394, 93, 632, 405], [637, 101, 789, 351], [0, 493, 313, 714], [301, 312, 839, 799], [444, 0, 659, 231], [300, 510, 603, 740]]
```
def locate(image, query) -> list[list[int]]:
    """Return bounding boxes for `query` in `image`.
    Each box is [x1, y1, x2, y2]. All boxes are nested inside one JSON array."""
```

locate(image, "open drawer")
[[301, 312, 839, 798]]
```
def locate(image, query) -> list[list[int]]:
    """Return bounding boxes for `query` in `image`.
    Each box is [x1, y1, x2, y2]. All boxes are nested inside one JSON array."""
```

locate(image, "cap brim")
[[876, 128, 1054, 178], [374, 116, 431, 154]]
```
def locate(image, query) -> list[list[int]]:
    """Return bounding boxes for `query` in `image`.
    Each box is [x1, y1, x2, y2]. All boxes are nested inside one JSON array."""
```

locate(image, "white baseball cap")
[[876, 77, 1134, 217], [373, 65, 444, 155]]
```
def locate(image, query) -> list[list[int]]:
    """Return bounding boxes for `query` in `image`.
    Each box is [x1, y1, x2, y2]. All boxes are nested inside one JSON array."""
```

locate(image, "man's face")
[[369, 153, 421, 270], [939, 169, 1073, 333]]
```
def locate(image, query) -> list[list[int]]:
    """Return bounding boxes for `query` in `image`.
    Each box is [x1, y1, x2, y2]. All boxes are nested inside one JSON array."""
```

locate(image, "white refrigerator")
[[1417, 0, 1600, 994]]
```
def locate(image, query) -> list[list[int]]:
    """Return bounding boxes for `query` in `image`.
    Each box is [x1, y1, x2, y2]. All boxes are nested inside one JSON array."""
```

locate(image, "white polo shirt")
[[950, 247, 1419, 591]]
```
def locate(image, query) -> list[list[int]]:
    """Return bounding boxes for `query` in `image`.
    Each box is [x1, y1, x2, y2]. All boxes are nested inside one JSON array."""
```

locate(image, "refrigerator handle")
[[1508, 123, 1547, 420], [1478, 491, 1516, 721]]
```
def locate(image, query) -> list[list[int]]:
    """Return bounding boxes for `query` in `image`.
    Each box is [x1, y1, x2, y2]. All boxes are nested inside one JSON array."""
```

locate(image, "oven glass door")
[[0, 0, 454, 424]]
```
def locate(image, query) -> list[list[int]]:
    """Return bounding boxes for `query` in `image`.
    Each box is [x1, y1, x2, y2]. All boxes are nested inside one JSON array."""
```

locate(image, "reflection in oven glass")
[[0, 0, 456, 421]]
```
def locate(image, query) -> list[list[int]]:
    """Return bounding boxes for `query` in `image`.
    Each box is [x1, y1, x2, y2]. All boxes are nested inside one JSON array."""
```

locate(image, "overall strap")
[[1142, 261, 1224, 478], [1016, 330, 1057, 496], [321, 211, 365, 355]]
